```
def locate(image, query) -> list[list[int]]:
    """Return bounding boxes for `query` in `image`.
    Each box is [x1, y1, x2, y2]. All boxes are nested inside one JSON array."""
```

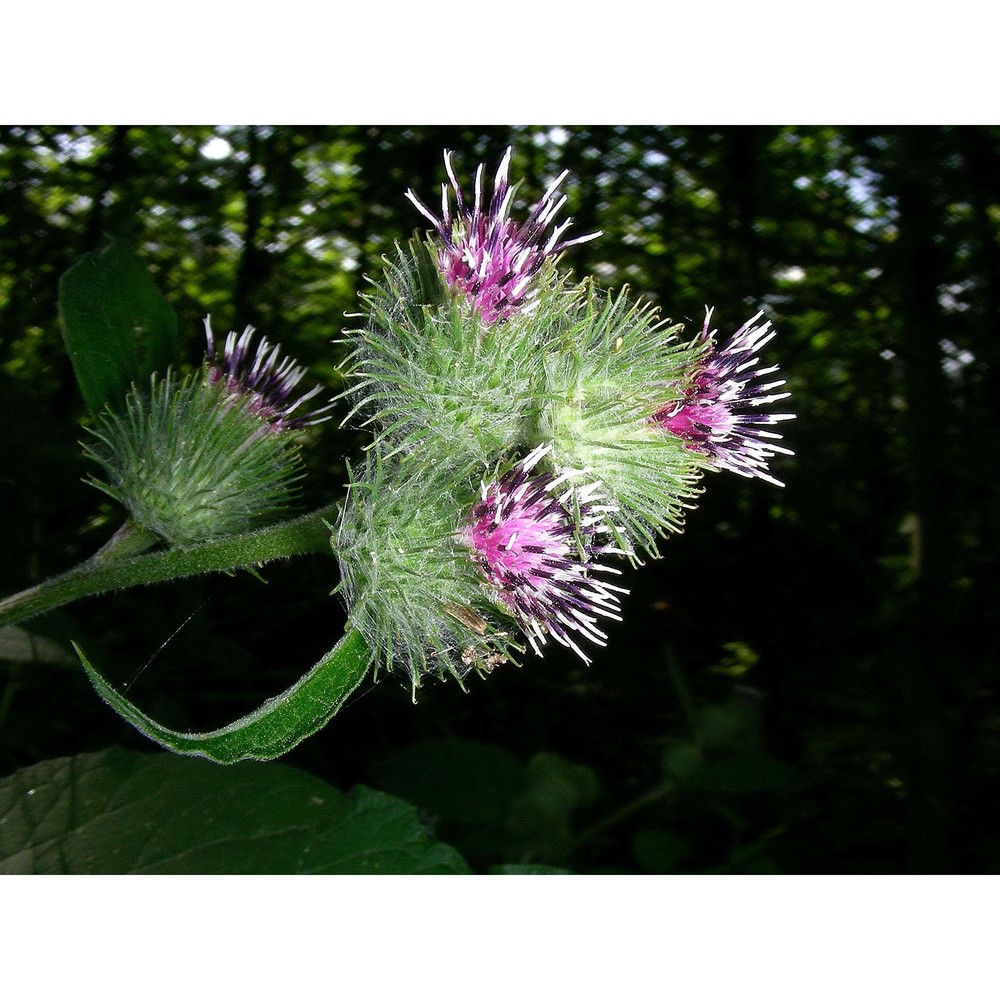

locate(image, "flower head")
[[541, 287, 708, 559], [204, 316, 333, 431], [406, 147, 600, 324], [335, 450, 520, 691], [652, 309, 794, 486], [84, 371, 304, 545], [462, 445, 627, 664]]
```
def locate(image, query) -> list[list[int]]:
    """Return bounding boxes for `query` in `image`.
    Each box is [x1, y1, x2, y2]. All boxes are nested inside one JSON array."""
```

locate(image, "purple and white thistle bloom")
[[204, 316, 333, 431], [406, 147, 600, 325], [462, 445, 627, 664], [652, 309, 794, 487]]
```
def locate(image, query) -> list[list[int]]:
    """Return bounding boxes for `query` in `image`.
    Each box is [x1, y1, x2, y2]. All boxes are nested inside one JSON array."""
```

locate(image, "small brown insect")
[[442, 603, 489, 636]]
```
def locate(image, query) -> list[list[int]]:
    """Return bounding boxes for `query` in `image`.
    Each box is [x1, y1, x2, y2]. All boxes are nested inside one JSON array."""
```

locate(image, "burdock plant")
[[0, 149, 794, 763]]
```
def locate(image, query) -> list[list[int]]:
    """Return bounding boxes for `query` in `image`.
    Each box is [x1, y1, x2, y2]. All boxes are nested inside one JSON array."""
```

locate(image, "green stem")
[[0, 504, 338, 630], [664, 645, 699, 737], [574, 782, 672, 847]]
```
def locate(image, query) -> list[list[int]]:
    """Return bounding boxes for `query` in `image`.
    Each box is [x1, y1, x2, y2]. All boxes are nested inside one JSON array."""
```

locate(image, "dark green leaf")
[[695, 698, 762, 754], [632, 829, 691, 874], [375, 737, 526, 825], [76, 628, 371, 763], [0, 748, 470, 874], [660, 742, 705, 782], [508, 752, 601, 863], [489, 864, 570, 875], [694, 752, 800, 793], [58, 241, 180, 414]]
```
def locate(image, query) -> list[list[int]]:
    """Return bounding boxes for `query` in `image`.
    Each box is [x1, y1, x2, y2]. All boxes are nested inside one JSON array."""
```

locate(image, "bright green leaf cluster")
[[58, 241, 180, 415]]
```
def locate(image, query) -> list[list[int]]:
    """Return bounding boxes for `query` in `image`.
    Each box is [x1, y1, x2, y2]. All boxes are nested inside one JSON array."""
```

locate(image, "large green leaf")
[[58, 241, 180, 414], [375, 740, 598, 868], [489, 864, 570, 875], [0, 748, 470, 874], [76, 627, 372, 763], [508, 752, 601, 864]]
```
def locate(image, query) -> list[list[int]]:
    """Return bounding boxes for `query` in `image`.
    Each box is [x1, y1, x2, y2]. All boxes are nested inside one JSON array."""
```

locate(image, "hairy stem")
[[0, 504, 337, 629]]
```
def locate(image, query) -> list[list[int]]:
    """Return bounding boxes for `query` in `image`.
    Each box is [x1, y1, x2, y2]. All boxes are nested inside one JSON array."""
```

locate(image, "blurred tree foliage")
[[0, 125, 996, 873]]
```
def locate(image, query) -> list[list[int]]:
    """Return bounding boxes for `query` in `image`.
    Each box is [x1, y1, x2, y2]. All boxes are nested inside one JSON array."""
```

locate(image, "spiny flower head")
[[406, 147, 600, 324], [462, 445, 627, 665], [84, 371, 304, 545], [334, 450, 520, 692], [539, 284, 708, 560], [652, 309, 794, 487], [204, 316, 333, 431], [338, 241, 551, 473]]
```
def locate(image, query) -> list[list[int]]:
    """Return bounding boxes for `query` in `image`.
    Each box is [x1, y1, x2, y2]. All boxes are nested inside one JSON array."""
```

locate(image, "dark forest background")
[[0, 125, 996, 874]]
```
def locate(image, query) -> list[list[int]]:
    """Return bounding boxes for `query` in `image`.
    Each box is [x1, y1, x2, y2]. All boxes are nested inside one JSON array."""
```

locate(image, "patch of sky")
[[941, 339, 975, 377], [200, 136, 232, 161], [938, 281, 972, 313], [775, 266, 805, 283]]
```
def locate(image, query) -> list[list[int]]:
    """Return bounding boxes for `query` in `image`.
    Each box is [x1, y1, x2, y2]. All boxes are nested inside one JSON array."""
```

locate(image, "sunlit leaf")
[[58, 241, 180, 414], [0, 625, 75, 665]]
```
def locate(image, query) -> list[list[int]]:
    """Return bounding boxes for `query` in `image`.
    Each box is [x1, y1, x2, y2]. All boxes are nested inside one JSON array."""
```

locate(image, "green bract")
[[84, 371, 304, 546]]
